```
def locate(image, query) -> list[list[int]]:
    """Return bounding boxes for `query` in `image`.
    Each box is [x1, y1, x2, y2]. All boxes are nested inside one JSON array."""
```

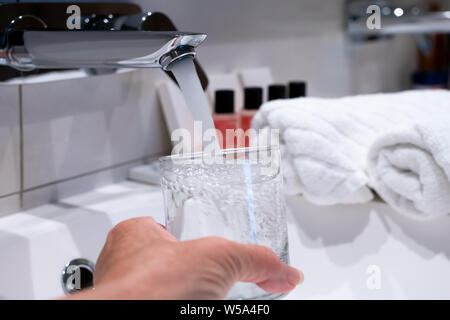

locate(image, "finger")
[[225, 241, 303, 293]]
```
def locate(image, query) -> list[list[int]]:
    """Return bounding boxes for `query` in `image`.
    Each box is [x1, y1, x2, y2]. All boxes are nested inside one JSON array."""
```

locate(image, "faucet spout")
[[0, 30, 207, 71]]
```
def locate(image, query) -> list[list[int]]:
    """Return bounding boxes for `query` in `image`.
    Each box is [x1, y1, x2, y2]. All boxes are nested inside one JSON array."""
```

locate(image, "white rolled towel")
[[368, 117, 450, 220], [252, 90, 450, 219]]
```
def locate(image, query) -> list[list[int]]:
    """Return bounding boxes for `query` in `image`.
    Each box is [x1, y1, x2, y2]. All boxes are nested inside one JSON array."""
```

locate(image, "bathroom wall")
[[0, 86, 21, 216], [0, 70, 171, 217]]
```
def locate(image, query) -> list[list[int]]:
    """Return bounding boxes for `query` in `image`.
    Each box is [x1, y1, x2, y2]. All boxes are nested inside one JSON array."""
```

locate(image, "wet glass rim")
[[158, 145, 279, 163]]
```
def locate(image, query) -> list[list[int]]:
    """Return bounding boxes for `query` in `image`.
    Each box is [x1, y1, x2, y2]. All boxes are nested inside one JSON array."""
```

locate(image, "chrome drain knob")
[[61, 258, 95, 295]]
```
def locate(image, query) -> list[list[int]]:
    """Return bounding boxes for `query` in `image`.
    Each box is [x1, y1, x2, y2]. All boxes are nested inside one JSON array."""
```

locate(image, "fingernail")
[[286, 267, 303, 286]]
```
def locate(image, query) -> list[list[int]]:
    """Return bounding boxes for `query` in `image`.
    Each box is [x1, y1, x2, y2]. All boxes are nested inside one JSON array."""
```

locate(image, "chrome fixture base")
[[61, 258, 95, 295]]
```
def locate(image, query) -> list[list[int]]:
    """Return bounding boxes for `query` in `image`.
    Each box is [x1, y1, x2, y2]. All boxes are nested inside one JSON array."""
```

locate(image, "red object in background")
[[213, 114, 239, 149], [240, 111, 256, 132], [239, 112, 255, 148]]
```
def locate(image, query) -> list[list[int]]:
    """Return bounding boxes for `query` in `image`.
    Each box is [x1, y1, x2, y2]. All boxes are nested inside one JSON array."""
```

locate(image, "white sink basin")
[[1, 180, 450, 299], [0, 182, 164, 299]]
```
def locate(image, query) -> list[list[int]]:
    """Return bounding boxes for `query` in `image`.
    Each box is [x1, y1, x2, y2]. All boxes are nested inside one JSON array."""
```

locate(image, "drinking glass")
[[159, 146, 288, 300]]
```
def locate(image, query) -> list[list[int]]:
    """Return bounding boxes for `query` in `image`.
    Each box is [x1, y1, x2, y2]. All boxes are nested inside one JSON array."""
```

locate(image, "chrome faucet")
[[1, 29, 206, 71], [0, 3, 207, 72]]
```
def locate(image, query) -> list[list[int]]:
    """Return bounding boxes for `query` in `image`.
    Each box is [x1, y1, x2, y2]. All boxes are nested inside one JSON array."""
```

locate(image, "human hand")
[[67, 217, 303, 300]]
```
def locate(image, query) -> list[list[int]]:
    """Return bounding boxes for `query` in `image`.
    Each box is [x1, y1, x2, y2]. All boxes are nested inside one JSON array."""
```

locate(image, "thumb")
[[228, 241, 303, 293], [196, 238, 303, 294]]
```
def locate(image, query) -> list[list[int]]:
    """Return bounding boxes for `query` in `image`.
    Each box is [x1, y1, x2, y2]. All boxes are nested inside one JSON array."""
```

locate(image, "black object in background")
[[268, 84, 286, 101], [412, 71, 449, 89], [288, 81, 307, 98], [244, 87, 263, 110], [214, 90, 235, 114]]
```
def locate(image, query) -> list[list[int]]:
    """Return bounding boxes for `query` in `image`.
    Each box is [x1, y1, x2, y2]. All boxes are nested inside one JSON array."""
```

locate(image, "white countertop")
[[285, 196, 450, 299], [1, 180, 450, 299]]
